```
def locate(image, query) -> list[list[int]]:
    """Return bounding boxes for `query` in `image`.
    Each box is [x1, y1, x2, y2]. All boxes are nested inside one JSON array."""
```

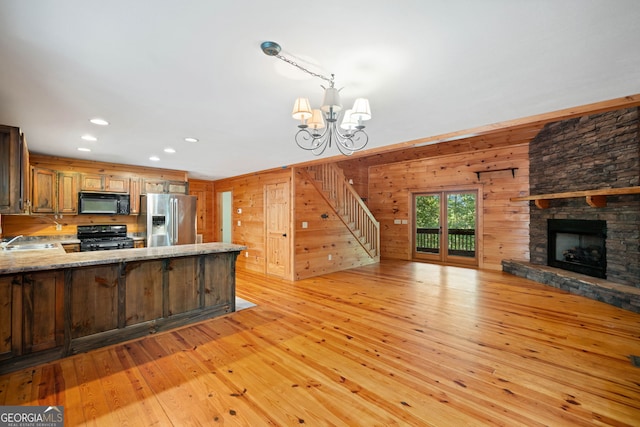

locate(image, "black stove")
[[77, 224, 135, 252]]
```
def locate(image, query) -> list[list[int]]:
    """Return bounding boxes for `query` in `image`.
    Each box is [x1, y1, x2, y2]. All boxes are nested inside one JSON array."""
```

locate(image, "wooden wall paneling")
[[294, 168, 376, 280], [124, 261, 163, 326], [70, 265, 119, 338], [367, 144, 530, 270], [189, 179, 214, 242], [213, 168, 291, 275]]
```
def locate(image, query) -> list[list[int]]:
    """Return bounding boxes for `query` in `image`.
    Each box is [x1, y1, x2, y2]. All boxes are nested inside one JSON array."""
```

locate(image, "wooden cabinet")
[[143, 179, 189, 194], [0, 125, 29, 214], [105, 175, 129, 192], [80, 174, 103, 191], [0, 271, 64, 361], [62, 243, 80, 253], [31, 167, 56, 213], [167, 181, 188, 194], [80, 174, 129, 193], [0, 275, 20, 360], [22, 271, 65, 353], [58, 172, 79, 214], [70, 265, 119, 339], [31, 168, 78, 214], [129, 178, 141, 215]]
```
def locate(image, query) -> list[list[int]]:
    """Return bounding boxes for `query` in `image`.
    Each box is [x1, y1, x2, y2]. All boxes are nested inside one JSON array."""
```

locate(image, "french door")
[[412, 190, 478, 266]]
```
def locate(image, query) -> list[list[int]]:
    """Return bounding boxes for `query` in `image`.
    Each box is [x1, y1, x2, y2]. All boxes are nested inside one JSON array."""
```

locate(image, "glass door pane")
[[446, 192, 476, 259], [414, 194, 441, 257]]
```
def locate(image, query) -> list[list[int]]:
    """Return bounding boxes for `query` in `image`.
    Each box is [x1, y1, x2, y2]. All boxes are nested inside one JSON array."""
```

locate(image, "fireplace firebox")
[[547, 219, 606, 279]]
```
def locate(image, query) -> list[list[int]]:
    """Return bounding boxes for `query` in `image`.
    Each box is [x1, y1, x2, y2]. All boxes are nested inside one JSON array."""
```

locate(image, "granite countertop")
[[0, 242, 247, 274]]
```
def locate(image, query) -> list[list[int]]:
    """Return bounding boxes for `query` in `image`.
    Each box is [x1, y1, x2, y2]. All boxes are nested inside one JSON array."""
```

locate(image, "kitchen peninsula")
[[0, 242, 245, 374]]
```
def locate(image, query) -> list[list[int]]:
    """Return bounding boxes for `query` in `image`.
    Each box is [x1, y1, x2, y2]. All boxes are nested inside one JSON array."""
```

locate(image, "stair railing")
[[304, 164, 380, 259]]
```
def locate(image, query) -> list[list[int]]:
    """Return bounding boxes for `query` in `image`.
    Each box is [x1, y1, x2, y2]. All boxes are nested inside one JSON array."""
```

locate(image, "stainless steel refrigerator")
[[139, 193, 197, 247]]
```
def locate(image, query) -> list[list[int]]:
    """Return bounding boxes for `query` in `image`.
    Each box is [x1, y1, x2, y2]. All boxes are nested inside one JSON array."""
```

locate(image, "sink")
[[3, 243, 58, 251]]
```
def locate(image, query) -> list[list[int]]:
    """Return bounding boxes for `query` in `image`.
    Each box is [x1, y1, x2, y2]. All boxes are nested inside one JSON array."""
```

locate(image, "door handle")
[[282, 233, 287, 237]]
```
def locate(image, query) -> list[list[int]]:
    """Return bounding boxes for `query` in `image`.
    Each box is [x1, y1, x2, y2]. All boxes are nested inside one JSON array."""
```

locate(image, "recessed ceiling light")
[[149, 156, 160, 161], [90, 118, 109, 126], [77, 147, 91, 152], [164, 147, 176, 153], [81, 134, 97, 141], [184, 137, 198, 143]]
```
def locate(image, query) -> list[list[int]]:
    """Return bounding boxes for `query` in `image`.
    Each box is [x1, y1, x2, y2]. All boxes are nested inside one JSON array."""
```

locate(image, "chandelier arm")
[[331, 126, 370, 153], [295, 128, 330, 155]]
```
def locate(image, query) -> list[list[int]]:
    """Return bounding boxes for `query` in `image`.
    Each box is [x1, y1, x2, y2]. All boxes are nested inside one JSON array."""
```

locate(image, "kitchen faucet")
[[1, 235, 23, 250]]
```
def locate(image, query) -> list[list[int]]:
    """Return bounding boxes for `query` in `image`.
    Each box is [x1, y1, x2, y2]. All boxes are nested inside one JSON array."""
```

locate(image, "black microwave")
[[78, 192, 130, 215]]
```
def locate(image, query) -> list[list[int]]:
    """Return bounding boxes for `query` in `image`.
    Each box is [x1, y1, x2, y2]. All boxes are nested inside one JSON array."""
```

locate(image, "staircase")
[[303, 164, 380, 260]]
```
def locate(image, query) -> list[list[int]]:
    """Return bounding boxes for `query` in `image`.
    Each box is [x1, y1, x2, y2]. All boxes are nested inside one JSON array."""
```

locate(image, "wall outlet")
[[302, 221, 308, 229], [245, 251, 248, 257], [401, 219, 408, 224], [237, 220, 241, 226], [394, 219, 401, 224], [55, 223, 62, 231], [328, 254, 332, 260]]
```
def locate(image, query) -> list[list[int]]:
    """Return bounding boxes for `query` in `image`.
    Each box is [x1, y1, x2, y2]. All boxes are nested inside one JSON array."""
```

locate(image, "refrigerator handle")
[[173, 197, 178, 244]]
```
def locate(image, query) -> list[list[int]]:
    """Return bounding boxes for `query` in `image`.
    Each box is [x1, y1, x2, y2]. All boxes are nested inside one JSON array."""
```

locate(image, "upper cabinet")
[[58, 172, 79, 214], [0, 125, 29, 214], [31, 167, 56, 213], [129, 178, 141, 215], [142, 179, 189, 194], [80, 174, 129, 193], [31, 168, 79, 214]]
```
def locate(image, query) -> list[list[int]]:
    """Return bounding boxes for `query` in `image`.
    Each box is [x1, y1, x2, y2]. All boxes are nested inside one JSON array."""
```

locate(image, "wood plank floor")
[[1, 260, 640, 426]]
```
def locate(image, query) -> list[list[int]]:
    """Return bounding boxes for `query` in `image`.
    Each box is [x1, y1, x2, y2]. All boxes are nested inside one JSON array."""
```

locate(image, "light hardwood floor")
[[1, 260, 640, 426]]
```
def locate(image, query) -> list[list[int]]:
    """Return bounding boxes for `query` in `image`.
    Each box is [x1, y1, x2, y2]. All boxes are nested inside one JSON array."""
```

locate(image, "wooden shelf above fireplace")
[[510, 186, 640, 209]]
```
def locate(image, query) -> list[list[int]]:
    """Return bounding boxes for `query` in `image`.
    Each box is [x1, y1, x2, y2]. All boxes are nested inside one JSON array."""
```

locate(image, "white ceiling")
[[1, 1, 639, 179]]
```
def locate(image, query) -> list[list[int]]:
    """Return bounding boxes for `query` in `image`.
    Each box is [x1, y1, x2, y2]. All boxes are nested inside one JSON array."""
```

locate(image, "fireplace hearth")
[[547, 219, 606, 279]]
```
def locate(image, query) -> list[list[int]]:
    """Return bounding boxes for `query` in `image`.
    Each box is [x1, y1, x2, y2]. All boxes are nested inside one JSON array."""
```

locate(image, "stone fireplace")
[[503, 106, 640, 313], [528, 107, 640, 287]]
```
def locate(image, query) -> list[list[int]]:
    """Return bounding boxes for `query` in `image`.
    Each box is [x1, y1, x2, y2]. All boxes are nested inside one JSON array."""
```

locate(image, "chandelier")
[[261, 41, 371, 156]]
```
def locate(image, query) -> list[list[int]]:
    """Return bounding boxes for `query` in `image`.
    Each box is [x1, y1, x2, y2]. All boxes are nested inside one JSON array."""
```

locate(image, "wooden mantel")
[[510, 186, 640, 208]]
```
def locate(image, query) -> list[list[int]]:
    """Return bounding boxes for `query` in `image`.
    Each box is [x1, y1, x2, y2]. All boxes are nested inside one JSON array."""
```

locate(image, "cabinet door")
[[81, 174, 104, 191], [0, 275, 22, 360], [105, 176, 129, 193], [58, 172, 78, 214], [167, 181, 188, 194], [167, 257, 200, 316], [143, 179, 166, 194], [31, 167, 56, 213], [20, 133, 30, 212], [0, 125, 27, 214], [22, 271, 64, 353], [70, 265, 119, 338], [129, 178, 141, 214]]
